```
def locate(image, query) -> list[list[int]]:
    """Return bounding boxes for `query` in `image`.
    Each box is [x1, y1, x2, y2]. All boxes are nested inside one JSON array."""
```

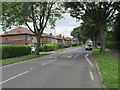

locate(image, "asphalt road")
[[1, 46, 103, 88]]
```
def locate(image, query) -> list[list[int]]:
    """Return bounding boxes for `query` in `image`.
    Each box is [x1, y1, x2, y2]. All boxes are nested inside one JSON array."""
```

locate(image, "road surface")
[[1, 46, 103, 88]]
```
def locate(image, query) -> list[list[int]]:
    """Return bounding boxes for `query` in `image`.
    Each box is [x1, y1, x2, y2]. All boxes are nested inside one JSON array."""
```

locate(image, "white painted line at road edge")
[[0, 70, 29, 84], [89, 69, 94, 80], [85, 54, 93, 67], [1, 58, 39, 68]]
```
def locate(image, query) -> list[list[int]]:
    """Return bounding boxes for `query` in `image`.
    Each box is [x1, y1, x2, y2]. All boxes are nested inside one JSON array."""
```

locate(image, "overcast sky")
[[0, 13, 81, 37]]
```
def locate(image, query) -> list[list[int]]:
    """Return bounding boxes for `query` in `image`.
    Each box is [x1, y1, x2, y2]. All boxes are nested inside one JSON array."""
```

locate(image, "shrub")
[[43, 44, 55, 52], [64, 44, 70, 48], [39, 46, 44, 52], [106, 41, 119, 50], [57, 43, 64, 49], [1, 45, 31, 59], [71, 43, 78, 46]]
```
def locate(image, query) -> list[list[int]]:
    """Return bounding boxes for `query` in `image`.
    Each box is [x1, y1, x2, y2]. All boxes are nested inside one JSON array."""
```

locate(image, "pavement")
[[1, 46, 103, 88]]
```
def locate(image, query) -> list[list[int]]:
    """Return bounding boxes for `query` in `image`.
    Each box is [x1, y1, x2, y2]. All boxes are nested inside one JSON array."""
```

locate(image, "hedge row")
[[39, 43, 79, 52], [106, 41, 120, 50], [1, 45, 31, 59]]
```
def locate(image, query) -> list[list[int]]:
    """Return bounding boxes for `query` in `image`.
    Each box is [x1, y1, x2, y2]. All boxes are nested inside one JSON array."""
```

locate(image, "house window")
[[27, 35, 30, 40], [5, 38, 8, 40]]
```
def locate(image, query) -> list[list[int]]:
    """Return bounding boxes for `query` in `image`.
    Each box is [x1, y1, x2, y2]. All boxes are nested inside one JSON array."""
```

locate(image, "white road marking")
[[75, 55, 78, 58], [49, 57, 53, 59], [30, 68, 33, 70], [0, 70, 29, 84], [49, 61, 52, 63], [85, 54, 93, 67], [87, 54, 89, 57], [68, 56, 72, 57], [41, 63, 47, 65], [89, 69, 94, 80], [1, 58, 39, 68]]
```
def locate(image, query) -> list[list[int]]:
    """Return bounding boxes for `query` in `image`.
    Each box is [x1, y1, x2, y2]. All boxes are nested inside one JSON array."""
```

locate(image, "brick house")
[[0, 27, 36, 46], [0, 27, 79, 46]]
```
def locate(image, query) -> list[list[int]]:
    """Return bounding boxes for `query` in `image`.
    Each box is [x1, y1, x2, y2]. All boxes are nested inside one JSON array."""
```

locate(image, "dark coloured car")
[[85, 44, 92, 51]]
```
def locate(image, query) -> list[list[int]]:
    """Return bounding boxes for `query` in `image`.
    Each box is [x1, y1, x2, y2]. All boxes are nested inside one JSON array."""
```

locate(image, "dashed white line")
[[75, 55, 78, 58], [41, 63, 47, 65], [0, 70, 29, 84], [85, 54, 93, 67], [49, 61, 52, 63], [89, 69, 94, 80], [30, 68, 33, 70]]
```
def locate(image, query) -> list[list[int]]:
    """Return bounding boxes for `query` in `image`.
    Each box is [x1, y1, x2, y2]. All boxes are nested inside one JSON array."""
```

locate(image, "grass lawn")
[[0, 53, 51, 66], [56, 46, 80, 52], [92, 49, 118, 88]]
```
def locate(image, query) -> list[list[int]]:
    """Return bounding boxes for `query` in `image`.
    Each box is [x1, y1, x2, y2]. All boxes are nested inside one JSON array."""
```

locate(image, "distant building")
[[0, 27, 79, 46]]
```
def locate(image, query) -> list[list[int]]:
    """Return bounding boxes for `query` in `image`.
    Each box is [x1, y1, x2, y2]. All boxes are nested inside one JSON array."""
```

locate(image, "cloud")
[[44, 13, 80, 37]]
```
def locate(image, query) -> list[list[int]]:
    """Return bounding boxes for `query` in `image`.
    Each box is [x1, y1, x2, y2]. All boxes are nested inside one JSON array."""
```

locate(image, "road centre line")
[[0, 70, 29, 84], [85, 54, 93, 67], [89, 69, 94, 80]]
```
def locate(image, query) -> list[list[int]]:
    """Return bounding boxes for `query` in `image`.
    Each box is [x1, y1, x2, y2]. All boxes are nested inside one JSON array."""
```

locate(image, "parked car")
[[85, 44, 92, 51], [31, 47, 35, 53]]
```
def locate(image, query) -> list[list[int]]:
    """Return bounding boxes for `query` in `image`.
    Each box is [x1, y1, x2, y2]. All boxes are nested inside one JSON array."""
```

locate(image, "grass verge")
[[92, 49, 118, 88], [56, 46, 80, 52], [0, 53, 51, 66]]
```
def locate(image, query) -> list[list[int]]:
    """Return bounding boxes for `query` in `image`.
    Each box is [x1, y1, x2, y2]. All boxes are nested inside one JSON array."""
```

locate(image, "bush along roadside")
[[1, 45, 31, 59], [106, 41, 120, 50], [39, 43, 79, 52], [92, 49, 118, 88]]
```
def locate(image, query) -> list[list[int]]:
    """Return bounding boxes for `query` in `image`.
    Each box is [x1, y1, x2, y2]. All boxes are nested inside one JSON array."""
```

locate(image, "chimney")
[[50, 33, 52, 36], [4, 32, 8, 34], [59, 34, 62, 37]]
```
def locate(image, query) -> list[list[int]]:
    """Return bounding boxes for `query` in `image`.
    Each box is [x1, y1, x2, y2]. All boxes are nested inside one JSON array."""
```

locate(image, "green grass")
[[92, 49, 118, 88], [56, 46, 80, 52], [0, 53, 51, 66]]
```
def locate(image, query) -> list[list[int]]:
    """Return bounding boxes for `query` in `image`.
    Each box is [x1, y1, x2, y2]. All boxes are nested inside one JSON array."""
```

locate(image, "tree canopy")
[[1, 2, 63, 55], [64, 2, 120, 52]]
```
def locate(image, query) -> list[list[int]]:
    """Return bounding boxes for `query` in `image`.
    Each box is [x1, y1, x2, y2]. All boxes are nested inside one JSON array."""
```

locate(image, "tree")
[[1, 2, 62, 55], [71, 27, 81, 44], [80, 16, 99, 47], [64, 2, 119, 52], [71, 26, 89, 44]]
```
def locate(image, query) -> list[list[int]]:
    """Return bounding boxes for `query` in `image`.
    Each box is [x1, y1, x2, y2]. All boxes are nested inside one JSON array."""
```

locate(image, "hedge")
[[1, 45, 31, 59], [39, 43, 79, 52], [106, 41, 119, 50]]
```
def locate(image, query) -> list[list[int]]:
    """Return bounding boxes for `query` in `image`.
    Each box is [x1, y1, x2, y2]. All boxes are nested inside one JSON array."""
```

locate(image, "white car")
[[31, 47, 35, 53], [85, 44, 92, 51]]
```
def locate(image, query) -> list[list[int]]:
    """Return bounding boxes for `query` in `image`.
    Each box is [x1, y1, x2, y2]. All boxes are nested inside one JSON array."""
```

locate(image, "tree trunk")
[[94, 38, 97, 48], [93, 37, 97, 48], [99, 24, 106, 52], [93, 37, 96, 47], [35, 35, 41, 55]]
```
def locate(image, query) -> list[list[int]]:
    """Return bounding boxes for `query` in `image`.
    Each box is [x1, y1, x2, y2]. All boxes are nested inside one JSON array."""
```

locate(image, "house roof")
[[1, 27, 79, 41], [2, 27, 34, 35]]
